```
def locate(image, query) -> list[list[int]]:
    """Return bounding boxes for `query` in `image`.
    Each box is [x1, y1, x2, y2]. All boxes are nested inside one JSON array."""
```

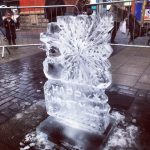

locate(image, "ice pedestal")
[[40, 15, 113, 134], [36, 116, 115, 150]]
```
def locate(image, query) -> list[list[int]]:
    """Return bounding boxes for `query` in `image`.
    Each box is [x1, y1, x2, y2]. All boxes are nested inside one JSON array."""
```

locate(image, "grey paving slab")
[[145, 65, 150, 74], [138, 74, 150, 84], [134, 49, 150, 58], [114, 66, 146, 76], [126, 55, 150, 63], [134, 83, 150, 91], [117, 48, 137, 56], [110, 55, 129, 71], [123, 61, 150, 68], [112, 73, 139, 87], [117, 47, 139, 55], [110, 46, 150, 90], [110, 54, 129, 64]]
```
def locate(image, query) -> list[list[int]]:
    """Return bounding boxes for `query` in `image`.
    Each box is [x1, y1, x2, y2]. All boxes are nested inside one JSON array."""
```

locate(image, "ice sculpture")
[[40, 14, 113, 134]]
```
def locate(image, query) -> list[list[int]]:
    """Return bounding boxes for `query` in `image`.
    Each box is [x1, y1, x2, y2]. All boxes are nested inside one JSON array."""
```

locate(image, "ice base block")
[[36, 116, 115, 150]]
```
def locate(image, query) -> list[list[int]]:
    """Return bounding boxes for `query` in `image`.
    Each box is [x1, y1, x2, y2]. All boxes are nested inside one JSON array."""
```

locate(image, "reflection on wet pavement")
[[0, 52, 46, 124], [0, 52, 150, 149]]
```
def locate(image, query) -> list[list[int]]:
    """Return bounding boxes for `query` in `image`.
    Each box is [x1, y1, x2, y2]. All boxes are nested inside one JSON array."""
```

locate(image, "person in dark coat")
[[110, 0, 127, 43], [75, 0, 92, 15], [3, 11, 16, 45], [45, 0, 66, 22]]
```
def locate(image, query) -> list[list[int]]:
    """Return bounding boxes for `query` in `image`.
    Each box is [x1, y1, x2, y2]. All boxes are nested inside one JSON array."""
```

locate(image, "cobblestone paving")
[[0, 51, 150, 125], [0, 51, 150, 149], [0, 52, 46, 124]]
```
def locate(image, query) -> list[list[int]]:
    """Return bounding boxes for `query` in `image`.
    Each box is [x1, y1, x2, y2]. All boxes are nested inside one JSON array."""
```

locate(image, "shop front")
[[20, 0, 45, 14], [131, 0, 150, 23]]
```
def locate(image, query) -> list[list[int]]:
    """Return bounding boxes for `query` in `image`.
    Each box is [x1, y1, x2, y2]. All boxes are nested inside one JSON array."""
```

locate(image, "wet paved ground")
[[110, 46, 150, 91], [1, 49, 149, 125], [0, 52, 46, 124], [0, 46, 43, 63], [0, 48, 150, 149]]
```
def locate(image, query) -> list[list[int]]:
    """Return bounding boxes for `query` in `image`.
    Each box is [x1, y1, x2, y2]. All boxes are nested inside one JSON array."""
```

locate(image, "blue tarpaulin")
[[135, 0, 143, 21]]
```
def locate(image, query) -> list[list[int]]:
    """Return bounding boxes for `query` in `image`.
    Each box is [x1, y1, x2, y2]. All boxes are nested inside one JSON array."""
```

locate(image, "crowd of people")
[[0, 0, 128, 47], [45, 0, 92, 22], [44, 0, 127, 43], [44, 0, 133, 44]]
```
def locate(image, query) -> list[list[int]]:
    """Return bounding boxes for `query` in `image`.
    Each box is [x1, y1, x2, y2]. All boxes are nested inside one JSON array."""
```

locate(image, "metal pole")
[[141, 0, 147, 24], [2, 46, 5, 58]]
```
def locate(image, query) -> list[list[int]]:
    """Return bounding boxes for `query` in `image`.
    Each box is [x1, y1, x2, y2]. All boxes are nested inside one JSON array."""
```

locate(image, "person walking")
[[75, 0, 91, 15], [110, 0, 126, 43], [3, 11, 16, 46]]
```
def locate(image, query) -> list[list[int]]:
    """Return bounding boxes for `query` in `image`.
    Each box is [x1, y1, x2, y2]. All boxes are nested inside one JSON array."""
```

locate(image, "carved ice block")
[[40, 15, 113, 134]]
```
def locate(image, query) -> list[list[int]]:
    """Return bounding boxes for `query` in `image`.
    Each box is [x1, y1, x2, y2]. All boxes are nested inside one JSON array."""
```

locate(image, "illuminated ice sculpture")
[[40, 15, 113, 134]]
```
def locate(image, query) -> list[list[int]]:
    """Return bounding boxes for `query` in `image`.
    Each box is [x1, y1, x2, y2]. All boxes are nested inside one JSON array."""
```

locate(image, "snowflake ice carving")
[[41, 14, 114, 133], [41, 15, 113, 88]]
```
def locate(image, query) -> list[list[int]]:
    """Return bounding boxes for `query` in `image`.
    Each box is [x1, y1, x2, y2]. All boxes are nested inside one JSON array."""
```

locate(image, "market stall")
[[131, 0, 150, 24]]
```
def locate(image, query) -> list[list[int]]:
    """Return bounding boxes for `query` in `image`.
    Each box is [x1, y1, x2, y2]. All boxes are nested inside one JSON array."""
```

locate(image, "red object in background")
[[65, 0, 77, 5], [20, 0, 45, 14], [131, 0, 150, 22], [131, 1, 135, 15]]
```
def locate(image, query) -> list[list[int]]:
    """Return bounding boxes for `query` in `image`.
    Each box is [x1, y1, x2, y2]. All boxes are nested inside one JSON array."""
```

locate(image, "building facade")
[[4, 0, 19, 6], [3, 0, 78, 6]]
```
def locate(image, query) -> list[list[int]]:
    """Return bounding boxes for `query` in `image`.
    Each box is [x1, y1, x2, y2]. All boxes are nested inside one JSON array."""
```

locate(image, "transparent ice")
[[40, 15, 113, 133]]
